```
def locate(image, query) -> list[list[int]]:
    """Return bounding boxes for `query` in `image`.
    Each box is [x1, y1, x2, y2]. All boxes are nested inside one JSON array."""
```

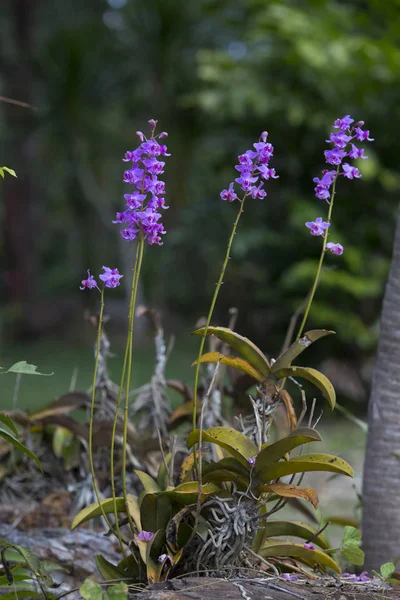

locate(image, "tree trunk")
[[362, 204, 400, 570]]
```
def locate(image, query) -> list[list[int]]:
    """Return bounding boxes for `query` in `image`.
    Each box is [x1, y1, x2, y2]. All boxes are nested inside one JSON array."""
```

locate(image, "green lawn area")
[[0, 335, 199, 412]]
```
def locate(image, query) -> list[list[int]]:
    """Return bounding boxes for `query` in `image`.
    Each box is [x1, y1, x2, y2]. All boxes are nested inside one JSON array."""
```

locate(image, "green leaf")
[[342, 546, 365, 566], [187, 427, 258, 467], [95, 555, 126, 581], [272, 330, 335, 372], [0, 167, 17, 178], [4, 361, 53, 376], [193, 352, 265, 382], [255, 428, 322, 472], [161, 481, 220, 505], [193, 326, 271, 375], [71, 497, 125, 530], [140, 493, 171, 532], [104, 583, 128, 600], [260, 542, 340, 572], [134, 470, 161, 493], [202, 468, 249, 488], [341, 526, 361, 548], [126, 493, 141, 531], [0, 592, 44, 599], [0, 426, 42, 471], [0, 415, 18, 436], [257, 453, 354, 482], [380, 562, 396, 580], [274, 366, 336, 409], [262, 520, 329, 549], [157, 453, 172, 490], [80, 579, 103, 600]]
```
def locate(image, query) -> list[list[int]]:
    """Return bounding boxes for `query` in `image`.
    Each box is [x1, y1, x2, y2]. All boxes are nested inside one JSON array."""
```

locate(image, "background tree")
[[362, 205, 400, 569]]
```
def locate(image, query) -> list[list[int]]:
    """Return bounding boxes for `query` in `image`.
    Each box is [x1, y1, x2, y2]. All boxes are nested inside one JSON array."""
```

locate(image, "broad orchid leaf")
[[202, 457, 250, 478], [95, 555, 126, 581], [157, 453, 172, 490], [71, 497, 125, 530], [272, 330, 334, 372], [140, 493, 171, 532], [262, 520, 329, 549], [256, 483, 319, 508], [202, 468, 249, 488], [134, 470, 161, 493], [259, 542, 340, 572], [187, 427, 258, 468], [193, 352, 265, 382], [126, 493, 141, 531], [193, 326, 271, 375], [255, 428, 322, 473], [160, 481, 220, 505], [274, 366, 336, 409], [257, 453, 354, 482]]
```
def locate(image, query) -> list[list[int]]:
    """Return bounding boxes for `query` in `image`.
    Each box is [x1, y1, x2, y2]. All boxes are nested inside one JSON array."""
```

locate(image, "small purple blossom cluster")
[[314, 115, 373, 201], [114, 119, 170, 246], [80, 266, 123, 291], [220, 131, 278, 203], [306, 115, 374, 256]]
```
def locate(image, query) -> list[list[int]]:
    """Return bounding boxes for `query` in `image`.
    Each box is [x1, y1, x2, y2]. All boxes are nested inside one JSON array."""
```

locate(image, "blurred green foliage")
[[1, 0, 399, 394]]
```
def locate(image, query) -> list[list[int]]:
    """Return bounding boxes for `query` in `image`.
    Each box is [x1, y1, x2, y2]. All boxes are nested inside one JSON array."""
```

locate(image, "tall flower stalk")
[[109, 119, 170, 539], [296, 115, 373, 339], [192, 132, 278, 434], [80, 267, 124, 550]]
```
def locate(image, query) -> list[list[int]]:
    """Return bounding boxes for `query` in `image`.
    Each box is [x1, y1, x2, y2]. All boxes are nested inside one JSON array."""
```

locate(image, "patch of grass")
[[0, 336, 198, 412]]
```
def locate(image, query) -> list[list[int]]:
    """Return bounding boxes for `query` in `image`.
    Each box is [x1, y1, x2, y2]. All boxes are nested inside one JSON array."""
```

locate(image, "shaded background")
[[1, 0, 400, 411]]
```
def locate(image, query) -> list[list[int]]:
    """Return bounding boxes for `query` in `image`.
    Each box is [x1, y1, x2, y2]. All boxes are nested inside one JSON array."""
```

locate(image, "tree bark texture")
[[362, 203, 400, 569]]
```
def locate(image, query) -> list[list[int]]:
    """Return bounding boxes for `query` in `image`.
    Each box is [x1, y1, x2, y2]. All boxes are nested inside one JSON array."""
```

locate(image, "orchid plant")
[[73, 115, 373, 584]]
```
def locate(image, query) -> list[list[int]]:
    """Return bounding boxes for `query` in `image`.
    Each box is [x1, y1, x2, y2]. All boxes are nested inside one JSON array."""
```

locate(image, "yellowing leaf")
[[279, 390, 297, 432], [187, 427, 258, 468], [259, 542, 340, 572], [274, 366, 336, 409], [257, 484, 319, 509], [257, 453, 354, 482], [193, 326, 271, 375], [193, 352, 265, 382], [255, 428, 322, 473]]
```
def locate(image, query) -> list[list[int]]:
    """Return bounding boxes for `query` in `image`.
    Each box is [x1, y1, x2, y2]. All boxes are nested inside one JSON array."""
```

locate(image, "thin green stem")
[[192, 194, 248, 435], [110, 239, 143, 549], [121, 235, 145, 528], [296, 166, 340, 339], [88, 288, 115, 534], [109, 327, 130, 554]]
